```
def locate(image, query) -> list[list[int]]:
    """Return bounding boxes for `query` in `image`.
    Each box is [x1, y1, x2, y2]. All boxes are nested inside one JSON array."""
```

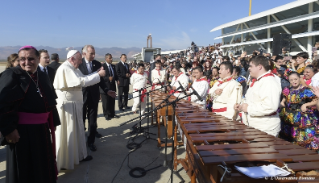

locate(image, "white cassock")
[[53, 61, 101, 170], [170, 72, 189, 99], [131, 71, 148, 115], [189, 77, 209, 108], [209, 76, 242, 120], [240, 71, 282, 137], [151, 68, 166, 91]]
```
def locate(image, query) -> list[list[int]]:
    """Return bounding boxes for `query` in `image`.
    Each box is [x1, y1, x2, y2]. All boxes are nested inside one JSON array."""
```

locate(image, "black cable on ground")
[[111, 131, 161, 182], [111, 149, 137, 183]]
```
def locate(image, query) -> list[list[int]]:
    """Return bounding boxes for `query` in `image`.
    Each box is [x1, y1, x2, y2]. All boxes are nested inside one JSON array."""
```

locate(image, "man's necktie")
[[90, 62, 93, 73], [43, 68, 47, 75], [109, 65, 113, 76]]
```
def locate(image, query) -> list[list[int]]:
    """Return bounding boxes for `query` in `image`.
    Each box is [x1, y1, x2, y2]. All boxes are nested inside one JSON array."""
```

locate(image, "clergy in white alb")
[[209, 62, 242, 120], [236, 56, 281, 137], [151, 60, 166, 91], [131, 63, 148, 115], [169, 66, 189, 99], [53, 50, 115, 171], [187, 66, 209, 108]]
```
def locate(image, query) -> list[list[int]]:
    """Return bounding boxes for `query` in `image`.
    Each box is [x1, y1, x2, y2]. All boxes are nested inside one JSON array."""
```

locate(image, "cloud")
[[158, 32, 191, 50]]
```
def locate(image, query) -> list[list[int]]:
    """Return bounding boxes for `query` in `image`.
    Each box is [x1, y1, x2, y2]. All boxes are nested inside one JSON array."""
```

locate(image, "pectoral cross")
[[37, 87, 43, 97]]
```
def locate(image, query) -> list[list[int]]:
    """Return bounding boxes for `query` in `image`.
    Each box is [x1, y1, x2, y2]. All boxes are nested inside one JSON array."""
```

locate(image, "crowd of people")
[[1, 42, 319, 182], [142, 42, 319, 152]]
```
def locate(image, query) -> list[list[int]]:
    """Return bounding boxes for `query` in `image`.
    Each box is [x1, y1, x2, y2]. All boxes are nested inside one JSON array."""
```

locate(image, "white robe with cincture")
[[189, 77, 209, 108], [240, 71, 282, 137], [209, 76, 242, 120], [54, 61, 101, 171]]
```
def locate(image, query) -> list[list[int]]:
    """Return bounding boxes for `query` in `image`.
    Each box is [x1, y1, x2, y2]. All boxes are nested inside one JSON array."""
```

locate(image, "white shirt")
[[171, 72, 188, 92], [105, 62, 114, 76], [151, 68, 166, 84], [84, 58, 93, 74], [38, 64, 48, 75], [241, 71, 282, 137], [171, 72, 189, 98], [121, 61, 128, 70], [130, 71, 148, 90], [189, 77, 209, 107], [209, 76, 242, 120]]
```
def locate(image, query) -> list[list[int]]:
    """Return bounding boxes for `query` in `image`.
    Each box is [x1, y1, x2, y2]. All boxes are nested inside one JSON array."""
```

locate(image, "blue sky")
[[0, 0, 293, 50]]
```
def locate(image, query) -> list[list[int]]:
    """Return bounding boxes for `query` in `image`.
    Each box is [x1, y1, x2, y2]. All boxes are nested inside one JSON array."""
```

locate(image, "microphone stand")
[[119, 83, 172, 127], [123, 89, 197, 183], [161, 92, 195, 183], [120, 84, 172, 139]]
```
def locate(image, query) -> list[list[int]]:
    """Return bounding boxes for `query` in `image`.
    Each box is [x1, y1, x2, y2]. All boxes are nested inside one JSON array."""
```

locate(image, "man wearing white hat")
[[53, 50, 116, 171]]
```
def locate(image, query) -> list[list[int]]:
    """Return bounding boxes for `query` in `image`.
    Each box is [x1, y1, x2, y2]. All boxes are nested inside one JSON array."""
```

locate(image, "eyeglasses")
[[19, 57, 36, 62]]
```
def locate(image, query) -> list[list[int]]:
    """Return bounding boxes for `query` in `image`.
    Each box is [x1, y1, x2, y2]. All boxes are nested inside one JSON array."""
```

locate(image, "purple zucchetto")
[[19, 45, 37, 51]]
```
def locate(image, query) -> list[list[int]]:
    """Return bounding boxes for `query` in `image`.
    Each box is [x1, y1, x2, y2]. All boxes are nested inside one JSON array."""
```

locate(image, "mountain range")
[[0, 46, 142, 60]]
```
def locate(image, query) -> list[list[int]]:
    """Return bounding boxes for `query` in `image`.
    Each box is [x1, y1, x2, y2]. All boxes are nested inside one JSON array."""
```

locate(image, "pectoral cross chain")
[[37, 87, 43, 97]]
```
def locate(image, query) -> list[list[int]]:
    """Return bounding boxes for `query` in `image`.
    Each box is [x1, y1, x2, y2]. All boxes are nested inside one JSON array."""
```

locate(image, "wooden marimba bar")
[[176, 105, 319, 183], [150, 91, 319, 183]]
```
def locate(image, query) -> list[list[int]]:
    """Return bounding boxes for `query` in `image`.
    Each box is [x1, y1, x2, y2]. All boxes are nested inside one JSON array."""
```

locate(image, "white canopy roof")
[[210, 0, 318, 32], [161, 49, 186, 55], [220, 30, 319, 48], [215, 11, 319, 40]]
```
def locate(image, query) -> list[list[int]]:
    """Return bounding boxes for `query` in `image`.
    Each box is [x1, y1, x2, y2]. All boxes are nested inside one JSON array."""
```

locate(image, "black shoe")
[[120, 109, 125, 111], [95, 132, 102, 138], [113, 115, 120, 118], [88, 144, 97, 152], [80, 155, 93, 162], [105, 116, 112, 120], [124, 106, 131, 110]]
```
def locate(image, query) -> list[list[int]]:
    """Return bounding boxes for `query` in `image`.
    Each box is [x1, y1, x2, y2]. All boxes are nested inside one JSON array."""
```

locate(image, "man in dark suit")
[[79, 45, 115, 152], [116, 54, 131, 111], [38, 49, 56, 84], [48, 53, 61, 72], [100, 53, 120, 120]]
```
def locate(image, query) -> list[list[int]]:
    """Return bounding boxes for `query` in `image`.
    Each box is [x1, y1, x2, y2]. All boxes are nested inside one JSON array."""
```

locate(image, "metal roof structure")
[[210, 0, 318, 32]]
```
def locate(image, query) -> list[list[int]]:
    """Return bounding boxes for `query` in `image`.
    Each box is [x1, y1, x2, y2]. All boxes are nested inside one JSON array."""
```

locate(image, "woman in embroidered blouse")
[[279, 71, 319, 151]]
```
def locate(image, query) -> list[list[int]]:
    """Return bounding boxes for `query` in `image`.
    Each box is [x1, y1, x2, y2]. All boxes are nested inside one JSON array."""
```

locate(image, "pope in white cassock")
[[53, 50, 115, 170]]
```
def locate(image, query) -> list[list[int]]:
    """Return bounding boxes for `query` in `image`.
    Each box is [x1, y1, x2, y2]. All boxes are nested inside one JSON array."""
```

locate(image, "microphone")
[[178, 81, 187, 95], [190, 86, 203, 101]]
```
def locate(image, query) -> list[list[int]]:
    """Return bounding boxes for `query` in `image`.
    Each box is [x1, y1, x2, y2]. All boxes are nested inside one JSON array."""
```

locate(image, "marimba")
[[151, 91, 319, 183]]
